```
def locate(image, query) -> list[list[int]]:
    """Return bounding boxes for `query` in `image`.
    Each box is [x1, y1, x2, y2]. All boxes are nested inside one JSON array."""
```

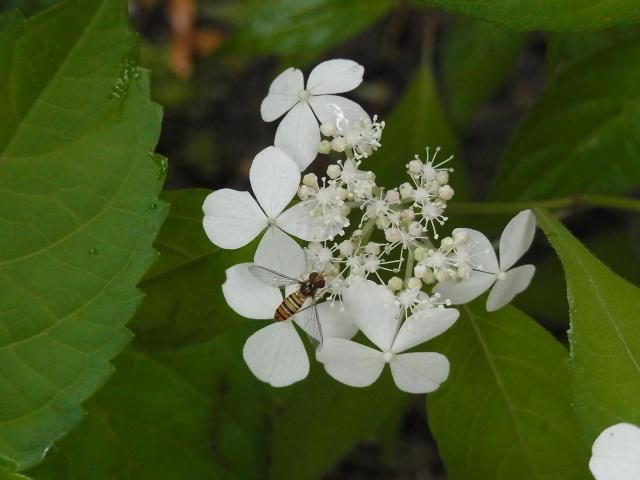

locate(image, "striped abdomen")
[[274, 290, 306, 321]]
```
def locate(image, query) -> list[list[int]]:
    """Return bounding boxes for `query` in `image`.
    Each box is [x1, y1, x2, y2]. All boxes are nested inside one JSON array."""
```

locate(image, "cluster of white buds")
[[203, 59, 537, 391]]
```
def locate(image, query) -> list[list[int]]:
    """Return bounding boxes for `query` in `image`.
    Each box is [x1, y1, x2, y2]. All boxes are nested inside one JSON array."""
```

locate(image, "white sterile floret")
[[261, 59, 368, 170], [589, 423, 640, 480], [317, 277, 459, 393], [434, 209, 537, 312], [221, 242, 359, 387], [202, 147, 334, 278]]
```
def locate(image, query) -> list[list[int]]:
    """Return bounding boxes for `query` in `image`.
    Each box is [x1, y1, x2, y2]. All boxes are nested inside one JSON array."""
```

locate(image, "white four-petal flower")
[[261, 59, 368, 170], [202, 146, 332, 278], [222, 247, 358, 387], [589, 423, 640, 480], [434, 209, 537, 312], [317, 277, 458, 394]]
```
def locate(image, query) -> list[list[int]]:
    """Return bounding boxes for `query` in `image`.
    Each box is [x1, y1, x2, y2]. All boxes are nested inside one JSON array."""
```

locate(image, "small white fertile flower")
[[589, 423, 640, 480], [222, 260, 358, 387], [202, 147, 333, 277], [434, 210, 536, 312], [317, 277, 458, 393], [261, 59, 368, 170]]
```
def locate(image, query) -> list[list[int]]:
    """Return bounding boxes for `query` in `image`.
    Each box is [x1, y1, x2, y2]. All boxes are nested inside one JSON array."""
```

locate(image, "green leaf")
[[130, 189, 254, 348], [0, 456, 31, 480], [227, 0, 394, 62], [30, 325, 272, 480], [269, 363, 408, 480], [442, 18, 525, 127], [0, 0, 166, 468], [427, 302, 588, 480], [490, 39, 640, 201], [535, 209, 640, 441], [417, 0, 640, 31], [369, 65, 468, 198]]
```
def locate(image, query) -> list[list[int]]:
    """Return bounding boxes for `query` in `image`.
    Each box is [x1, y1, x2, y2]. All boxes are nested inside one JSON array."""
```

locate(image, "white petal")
[[254, 226, 306, 280], [343, 277, 400, 351], [260, 67, 304, 122], [486, 265, 536, 312], [390, 352, 450, 394], [433, 271, 496, 305], [274, 101, 320, 171], [317, 301, 359, 340], [202, 189, 267, 249], [249, 146, 301, 218], [222, 263, 282, 319], [278, 200, 344, 242], [391, 308, 459, 353], [243, 321, 309, 387], [499, 209, 537, 271], [306, 59, 364, 95], [590, 423, 640, 480], [316, 338, 385, 387], [308, 94, 369, 134], [456, 228, 499, 274]]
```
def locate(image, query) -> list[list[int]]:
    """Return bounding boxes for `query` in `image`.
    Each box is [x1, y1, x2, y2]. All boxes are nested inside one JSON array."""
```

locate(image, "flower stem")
[[404, 248, 414, 285], [447, 194, 640, 215]]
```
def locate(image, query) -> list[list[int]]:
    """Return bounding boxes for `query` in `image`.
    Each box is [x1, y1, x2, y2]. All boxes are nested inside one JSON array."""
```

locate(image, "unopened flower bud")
[[331, 137, 346, 152], [406, 277, 422, 290], [436, 171, 449, 185], [399, 182, 413, 199], [303, 173, 318, 188], [441, 236, 454, 249], [414, 246, 427, 261], [327, 164, 341, 179], [408, 159, 423, 174], [320, 122, 336, 137], [375, 217, 389, 230], [365, 242, 381, 255], [339, 240, 354, 257], [298, 185, 312, 200], [388, 276, 403, 292], [337, 187, 348, 200], [414, 264, 427, 279], [439, 185, 454, 200], [408, 221, 422, 237], [385, 227, 401, 242], [318, 140, 332, 155], [422, 270, 436, 284], [385, 189, 400, 204], [400, 208, 415, 223]]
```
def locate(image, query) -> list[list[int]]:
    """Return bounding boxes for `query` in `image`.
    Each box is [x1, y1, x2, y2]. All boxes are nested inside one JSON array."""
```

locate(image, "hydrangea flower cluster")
[[202, 59, 537, 391]]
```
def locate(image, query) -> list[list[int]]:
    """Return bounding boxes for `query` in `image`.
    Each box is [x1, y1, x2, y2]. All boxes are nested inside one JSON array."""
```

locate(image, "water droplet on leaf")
[[88, 248, 98, 256]]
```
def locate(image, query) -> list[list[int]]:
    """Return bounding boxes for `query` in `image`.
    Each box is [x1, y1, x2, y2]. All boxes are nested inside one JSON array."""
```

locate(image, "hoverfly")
[[249, 265, 326, 344]]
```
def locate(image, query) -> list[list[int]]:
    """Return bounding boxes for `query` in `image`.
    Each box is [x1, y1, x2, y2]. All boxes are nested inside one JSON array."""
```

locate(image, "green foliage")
[[536, 209, 640, 441], [491, 38, 640, 201], [30, 325, 272, 480], [0, 0, 166, 469], [369, 65, 467, 197], [427, 302, 588, 480], [228, 0, 394, 63], [0, 456, 31, 480], [442, 18, 525, 127], [417, 0, 640, 31], [130, 189, 251, 348], [270, 365, 408, 479]]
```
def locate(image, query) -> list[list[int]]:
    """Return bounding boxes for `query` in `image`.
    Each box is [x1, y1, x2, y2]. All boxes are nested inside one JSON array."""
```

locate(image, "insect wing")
[[296, 299, 324, 347], [249, 265, 300, 288]]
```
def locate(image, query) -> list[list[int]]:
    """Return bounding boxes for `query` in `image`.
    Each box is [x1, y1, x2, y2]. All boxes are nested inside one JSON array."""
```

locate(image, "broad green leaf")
[[0, 456, 30, 480], [227, 0, 394, 62], [442, 18, 525, 127], [490, 39, 640, 201], [369, 65, 468, 198], [535, 209, 640, 441], [0, 0, 166, 468], [30, 325, 272, 480], [427, 302, 588, 480], [1, 1, 59, 16], [269, 363, 408, 480], [417, 0, 640, 31], [130, 189, 254, 348]]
